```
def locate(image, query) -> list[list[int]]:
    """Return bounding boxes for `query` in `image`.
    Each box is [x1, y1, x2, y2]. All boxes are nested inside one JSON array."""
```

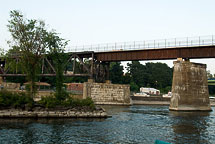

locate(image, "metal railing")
[[65, 35, 215, 53]]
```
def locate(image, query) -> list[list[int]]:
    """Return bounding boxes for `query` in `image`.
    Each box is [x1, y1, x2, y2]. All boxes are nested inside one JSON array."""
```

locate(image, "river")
[[0, 105, 215, 144]]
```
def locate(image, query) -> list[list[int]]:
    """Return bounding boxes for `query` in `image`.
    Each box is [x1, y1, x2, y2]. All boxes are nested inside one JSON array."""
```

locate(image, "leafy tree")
[[7, 10, 50, 97], [110, 62, 124, 84], [130, 81, 139, 92], [126, 61, 173, 92], [122, 73, 132, 84], [127, 61, 147, 88], [145, 62, 173, 89], [7, 10, 69, 99], [46, 32, 69, 101]]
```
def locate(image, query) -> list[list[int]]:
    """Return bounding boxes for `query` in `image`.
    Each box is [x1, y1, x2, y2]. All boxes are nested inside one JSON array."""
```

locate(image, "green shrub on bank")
[[0, 90, 95, 109], [39, 96, 95, 109], [0, 90, 34, 108], [62, 97, 95, 108], [39, 95, 59, 108]]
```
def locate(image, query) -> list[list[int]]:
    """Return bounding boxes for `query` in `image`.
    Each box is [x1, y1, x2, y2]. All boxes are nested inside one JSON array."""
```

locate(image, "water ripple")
[[0, 106, 215, 144]]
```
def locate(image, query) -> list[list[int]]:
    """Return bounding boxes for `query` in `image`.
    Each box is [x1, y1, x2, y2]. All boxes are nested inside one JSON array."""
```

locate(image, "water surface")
[[0, 105, 215, 144]]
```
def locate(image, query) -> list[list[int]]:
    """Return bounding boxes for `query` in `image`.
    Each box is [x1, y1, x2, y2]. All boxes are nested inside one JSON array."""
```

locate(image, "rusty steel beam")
[[94, 46, 215, 62]]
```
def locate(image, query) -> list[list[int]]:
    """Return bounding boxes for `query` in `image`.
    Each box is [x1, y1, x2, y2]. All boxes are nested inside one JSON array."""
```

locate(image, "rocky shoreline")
[[0, 106, 108, 118]]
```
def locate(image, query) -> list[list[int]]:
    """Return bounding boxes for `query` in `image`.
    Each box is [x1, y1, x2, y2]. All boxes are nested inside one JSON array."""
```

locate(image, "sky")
[[0, 0, 215, 74]]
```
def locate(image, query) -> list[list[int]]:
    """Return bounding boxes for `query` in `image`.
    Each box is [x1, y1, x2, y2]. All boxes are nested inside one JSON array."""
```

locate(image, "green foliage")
[[62, 97, 95, 109], [46, 28, 69, 101], [5, 76, 26, 84], [109, 61, 173, 92], [54, 89, 69, 101], [39, 95, 59, 108], [160, 86, 172, 94], [126, 61, 173, 92], [130, 81, 139, 92], [127, 61, 147, 87], [209, 85, 215, 95], [39, 95, 95, 109], [7, 10, 69, 99], [110, 62, 124, 84], [7, 10, 50, 97], [0, 90, 34, 108], [64, 77, 88, 83]]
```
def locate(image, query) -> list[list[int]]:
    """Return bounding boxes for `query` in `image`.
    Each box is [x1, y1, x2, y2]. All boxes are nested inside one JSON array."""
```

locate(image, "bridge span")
[[68, 35, 215, 61], [1, 35, 215, 111], [95, 45, 215, 62], [69, 35, 215, 111]]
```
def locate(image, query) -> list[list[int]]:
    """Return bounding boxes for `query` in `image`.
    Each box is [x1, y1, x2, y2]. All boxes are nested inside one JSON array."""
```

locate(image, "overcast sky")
[[0, 0, 215, 73]]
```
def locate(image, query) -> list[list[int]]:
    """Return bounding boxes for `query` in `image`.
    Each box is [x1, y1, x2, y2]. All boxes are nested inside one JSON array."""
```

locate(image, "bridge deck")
[[94, 45, 215, 62]]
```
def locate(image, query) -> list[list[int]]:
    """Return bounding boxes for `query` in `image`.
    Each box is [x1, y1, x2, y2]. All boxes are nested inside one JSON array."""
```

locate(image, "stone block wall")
[[83, 82, 131, 105]]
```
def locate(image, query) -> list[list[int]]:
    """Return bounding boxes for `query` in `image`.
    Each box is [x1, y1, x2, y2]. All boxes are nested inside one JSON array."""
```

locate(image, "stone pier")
[[169, 60, 211, 111], [83, 80, 131, 105]]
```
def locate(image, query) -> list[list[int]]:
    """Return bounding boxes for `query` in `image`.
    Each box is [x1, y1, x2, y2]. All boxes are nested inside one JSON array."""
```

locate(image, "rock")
[[0, 105, 108, 118]]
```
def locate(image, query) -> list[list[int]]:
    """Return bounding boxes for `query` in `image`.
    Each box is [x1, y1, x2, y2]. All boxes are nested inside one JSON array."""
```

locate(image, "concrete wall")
[[83, 82, 131, 105], [169, 60, 211, 111]]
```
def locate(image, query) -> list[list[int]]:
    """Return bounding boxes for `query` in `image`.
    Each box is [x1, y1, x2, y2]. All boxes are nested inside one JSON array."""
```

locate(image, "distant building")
[[140, 87, 160, 95], [64, 83, 83, 94]]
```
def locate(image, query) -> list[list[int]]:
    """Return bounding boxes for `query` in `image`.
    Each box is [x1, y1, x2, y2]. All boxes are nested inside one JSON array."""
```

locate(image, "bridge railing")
[[65, 35, 215, 52]]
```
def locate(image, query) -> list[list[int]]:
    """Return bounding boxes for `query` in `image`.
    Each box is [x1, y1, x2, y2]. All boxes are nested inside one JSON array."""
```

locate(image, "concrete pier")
[[169, 60, 212, 111]]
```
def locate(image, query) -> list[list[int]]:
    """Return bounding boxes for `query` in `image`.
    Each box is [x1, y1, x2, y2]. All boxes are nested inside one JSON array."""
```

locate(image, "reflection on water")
[[169, 111, 211, 144], [0, 106, 215, 144]]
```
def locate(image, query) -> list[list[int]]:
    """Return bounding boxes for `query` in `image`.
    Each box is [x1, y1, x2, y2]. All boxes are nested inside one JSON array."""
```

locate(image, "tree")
[[207, 70, 213, 79], [110, 62, 124, 84], [127, 61, 147, 88], [7, 10, 51, 97], [126, 61, 173, 93], [145, 62, 173, 89], [7, 10, 68, 99], [46, 32, 69, 101]]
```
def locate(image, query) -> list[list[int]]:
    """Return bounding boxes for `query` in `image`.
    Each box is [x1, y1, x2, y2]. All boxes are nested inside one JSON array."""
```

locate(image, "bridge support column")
[[169, 60, 211, 111]]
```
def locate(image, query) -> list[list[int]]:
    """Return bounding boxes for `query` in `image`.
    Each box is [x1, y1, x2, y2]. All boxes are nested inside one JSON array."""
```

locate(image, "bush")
[[63, 97, 95, 109], [39, 95, 60, 108], [0, 90, 34, 108], [39, 95, 95, 109], [55, 90, 69, 101], [0, 90, 95, 110]]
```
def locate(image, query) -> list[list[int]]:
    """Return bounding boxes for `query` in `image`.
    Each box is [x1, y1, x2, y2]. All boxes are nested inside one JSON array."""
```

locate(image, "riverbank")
[[131, 96, 215, 107], [0, 106, 108, 118]]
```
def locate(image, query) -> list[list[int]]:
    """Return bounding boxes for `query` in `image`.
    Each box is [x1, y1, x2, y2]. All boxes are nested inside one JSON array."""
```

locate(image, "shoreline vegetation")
[[0, 10, 108, 118], [0, 90, 108, 118]]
